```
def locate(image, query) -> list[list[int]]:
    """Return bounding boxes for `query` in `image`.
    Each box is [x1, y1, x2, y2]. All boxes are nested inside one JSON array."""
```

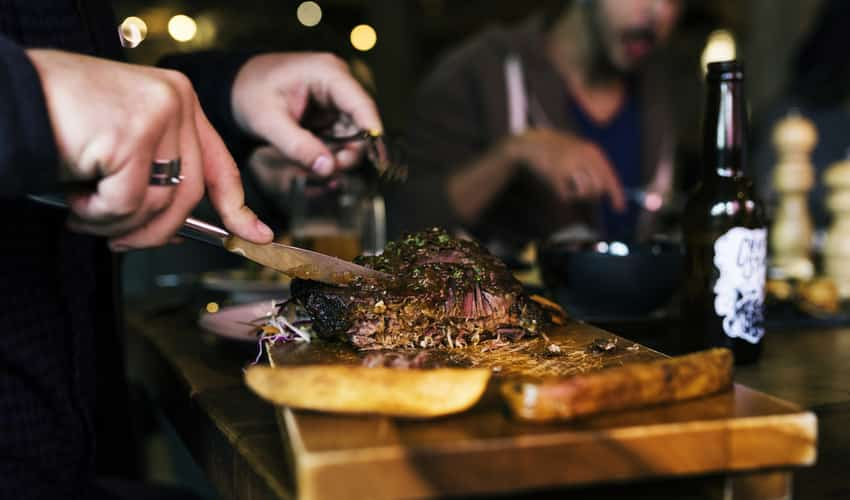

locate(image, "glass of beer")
[[289, 175, 384, 260]]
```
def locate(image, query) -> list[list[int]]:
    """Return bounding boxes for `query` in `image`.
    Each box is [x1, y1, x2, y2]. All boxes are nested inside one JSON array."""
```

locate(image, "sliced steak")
[[291, 228, 546, 350]]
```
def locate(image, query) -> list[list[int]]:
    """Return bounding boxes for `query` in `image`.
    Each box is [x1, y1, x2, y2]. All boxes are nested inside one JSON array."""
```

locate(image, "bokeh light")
[[118, 16, 147, 48], [297, 1, 322, 27], [193, 15, 218, 47], [349, 58, 376, 92], [350, 24, 377, 52], [701, 30, 736, 74], [168, 14, 198, 42]]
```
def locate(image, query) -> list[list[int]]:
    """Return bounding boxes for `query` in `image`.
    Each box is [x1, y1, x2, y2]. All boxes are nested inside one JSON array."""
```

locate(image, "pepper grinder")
[[824, 156, 850, 299], [770, 112, 817, 280]]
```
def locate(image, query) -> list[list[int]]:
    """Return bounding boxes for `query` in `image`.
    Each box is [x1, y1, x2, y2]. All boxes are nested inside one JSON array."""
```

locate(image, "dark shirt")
[[0, 1, 254, 497], [0, 3, 117, 498], [567, 89, 643, 240]]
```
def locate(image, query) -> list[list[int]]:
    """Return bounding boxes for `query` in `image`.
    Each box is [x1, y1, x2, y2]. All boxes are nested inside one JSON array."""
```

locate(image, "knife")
[[27, 194, 390, 286], [180, 217, 389, 285]]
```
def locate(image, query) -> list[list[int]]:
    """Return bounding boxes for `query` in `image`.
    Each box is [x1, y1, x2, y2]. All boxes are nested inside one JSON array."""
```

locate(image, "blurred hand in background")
[[232, 53, 383, 179]]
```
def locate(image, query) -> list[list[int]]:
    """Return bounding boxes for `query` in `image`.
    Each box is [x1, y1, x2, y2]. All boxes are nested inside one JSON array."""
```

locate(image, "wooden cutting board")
[[267, 320, 815, 500]]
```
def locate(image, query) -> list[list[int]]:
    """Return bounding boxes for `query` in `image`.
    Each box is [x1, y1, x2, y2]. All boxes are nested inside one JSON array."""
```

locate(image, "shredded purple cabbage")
[[250, 301, 313, 365]]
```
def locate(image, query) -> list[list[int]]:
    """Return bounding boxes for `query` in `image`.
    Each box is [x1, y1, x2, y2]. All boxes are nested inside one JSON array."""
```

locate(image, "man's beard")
[[584, 1, 656, 83]]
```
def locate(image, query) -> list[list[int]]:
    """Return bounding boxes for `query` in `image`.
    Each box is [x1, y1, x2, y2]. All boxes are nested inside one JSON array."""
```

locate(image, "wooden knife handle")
[[501, 348, 734, 422]]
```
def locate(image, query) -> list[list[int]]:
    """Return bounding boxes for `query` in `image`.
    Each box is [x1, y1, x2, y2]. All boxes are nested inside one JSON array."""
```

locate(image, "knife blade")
[[26, 194, 389, 286], [180, 217, 389, 285]]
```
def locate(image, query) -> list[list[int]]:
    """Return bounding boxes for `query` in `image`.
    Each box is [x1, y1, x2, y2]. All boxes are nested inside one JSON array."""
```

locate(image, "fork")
[[315, 115, 408, 182]]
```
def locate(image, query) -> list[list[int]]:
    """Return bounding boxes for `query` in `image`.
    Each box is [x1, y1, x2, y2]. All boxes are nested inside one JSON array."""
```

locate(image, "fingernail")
[[256, 220, 274, 239], [109, 242, 130, 253], [312, 155, 334, 176]]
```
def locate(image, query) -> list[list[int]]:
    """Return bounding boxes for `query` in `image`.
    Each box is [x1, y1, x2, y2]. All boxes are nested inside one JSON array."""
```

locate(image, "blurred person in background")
[[751, 0, 850, 227], [0, 0, 380, 498], [388, 0, 681, 258]]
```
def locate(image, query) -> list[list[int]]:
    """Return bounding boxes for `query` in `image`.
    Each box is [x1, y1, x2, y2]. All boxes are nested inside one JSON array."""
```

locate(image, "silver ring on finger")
[[150, 158, 183, 186]]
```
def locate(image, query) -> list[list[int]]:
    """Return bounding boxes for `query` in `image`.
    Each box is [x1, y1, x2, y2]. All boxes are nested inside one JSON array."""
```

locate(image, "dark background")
[[112, 0, 826, 164]]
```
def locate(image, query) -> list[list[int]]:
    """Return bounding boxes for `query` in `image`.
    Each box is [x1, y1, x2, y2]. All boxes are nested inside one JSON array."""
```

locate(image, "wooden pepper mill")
[[824, 156, 850, 299], [770, 112, 817, 280]]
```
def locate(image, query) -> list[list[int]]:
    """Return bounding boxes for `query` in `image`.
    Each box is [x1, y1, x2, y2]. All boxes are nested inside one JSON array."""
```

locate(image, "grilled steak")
[[291, 228, 547, 350]]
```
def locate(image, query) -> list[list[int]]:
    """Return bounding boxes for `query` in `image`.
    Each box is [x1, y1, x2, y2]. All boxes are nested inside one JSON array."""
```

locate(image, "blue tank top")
[[567, 90, 642, 240]]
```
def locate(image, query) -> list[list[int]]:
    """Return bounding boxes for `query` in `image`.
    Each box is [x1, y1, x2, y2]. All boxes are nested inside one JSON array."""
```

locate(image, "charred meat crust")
[[291, 279, 352, 340]]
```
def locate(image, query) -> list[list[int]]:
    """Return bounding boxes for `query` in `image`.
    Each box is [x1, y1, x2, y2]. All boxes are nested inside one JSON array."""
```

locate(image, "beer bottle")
[[682, 61, 767, 364]]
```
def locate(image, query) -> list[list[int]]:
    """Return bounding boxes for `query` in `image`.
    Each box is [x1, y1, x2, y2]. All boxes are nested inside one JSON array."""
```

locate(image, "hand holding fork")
[[314, 112, 408, 182]]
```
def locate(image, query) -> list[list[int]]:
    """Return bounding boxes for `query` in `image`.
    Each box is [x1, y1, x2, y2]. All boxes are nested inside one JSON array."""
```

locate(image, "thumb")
[[259, 113, 337, 177]]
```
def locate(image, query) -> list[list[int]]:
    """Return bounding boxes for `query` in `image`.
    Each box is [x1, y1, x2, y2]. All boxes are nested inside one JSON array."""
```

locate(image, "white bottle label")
[[712, 227, 767, 344]]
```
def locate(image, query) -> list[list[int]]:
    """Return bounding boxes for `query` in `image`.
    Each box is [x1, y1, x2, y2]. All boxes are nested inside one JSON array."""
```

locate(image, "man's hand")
[[504, 128, 626, 211], [231, 53, 383, 177], [28, 50, 273, 250]]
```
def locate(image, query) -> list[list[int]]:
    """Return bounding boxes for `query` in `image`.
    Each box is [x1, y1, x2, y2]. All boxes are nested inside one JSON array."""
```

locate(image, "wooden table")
[[126, 296, 848, 499]]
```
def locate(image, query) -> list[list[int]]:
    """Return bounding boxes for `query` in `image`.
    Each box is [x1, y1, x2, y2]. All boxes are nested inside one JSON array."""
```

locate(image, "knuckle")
[[145, 85, 181, 123], [165, 71, 197, 104], [146, 79, 177, 106], [165, 69, 192, 90]]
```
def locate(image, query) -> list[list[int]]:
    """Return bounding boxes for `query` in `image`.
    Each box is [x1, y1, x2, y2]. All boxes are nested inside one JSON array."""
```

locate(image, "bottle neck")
[[703, 78, 747, 179]]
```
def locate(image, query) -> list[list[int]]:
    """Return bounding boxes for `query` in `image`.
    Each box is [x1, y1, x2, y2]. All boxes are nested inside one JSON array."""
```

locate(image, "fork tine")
[[320, 125, 408, 182]]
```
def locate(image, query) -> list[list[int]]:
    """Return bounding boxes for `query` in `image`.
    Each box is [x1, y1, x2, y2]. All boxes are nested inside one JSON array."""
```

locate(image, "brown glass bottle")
[[682, 61, 767, 365]]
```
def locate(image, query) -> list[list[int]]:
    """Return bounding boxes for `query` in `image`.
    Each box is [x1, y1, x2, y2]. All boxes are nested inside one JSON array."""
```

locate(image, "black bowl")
[[538, 239, 683, 318]]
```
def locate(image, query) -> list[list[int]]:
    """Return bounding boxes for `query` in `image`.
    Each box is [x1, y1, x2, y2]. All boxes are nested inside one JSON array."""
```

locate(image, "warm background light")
[[118, 16, 147, 48], [193, 15, 218, 47], [701, 29, 736, 74], [350, 24, 377, 52], [168, 14, 197, 42], [297, 1, 322, 27]]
